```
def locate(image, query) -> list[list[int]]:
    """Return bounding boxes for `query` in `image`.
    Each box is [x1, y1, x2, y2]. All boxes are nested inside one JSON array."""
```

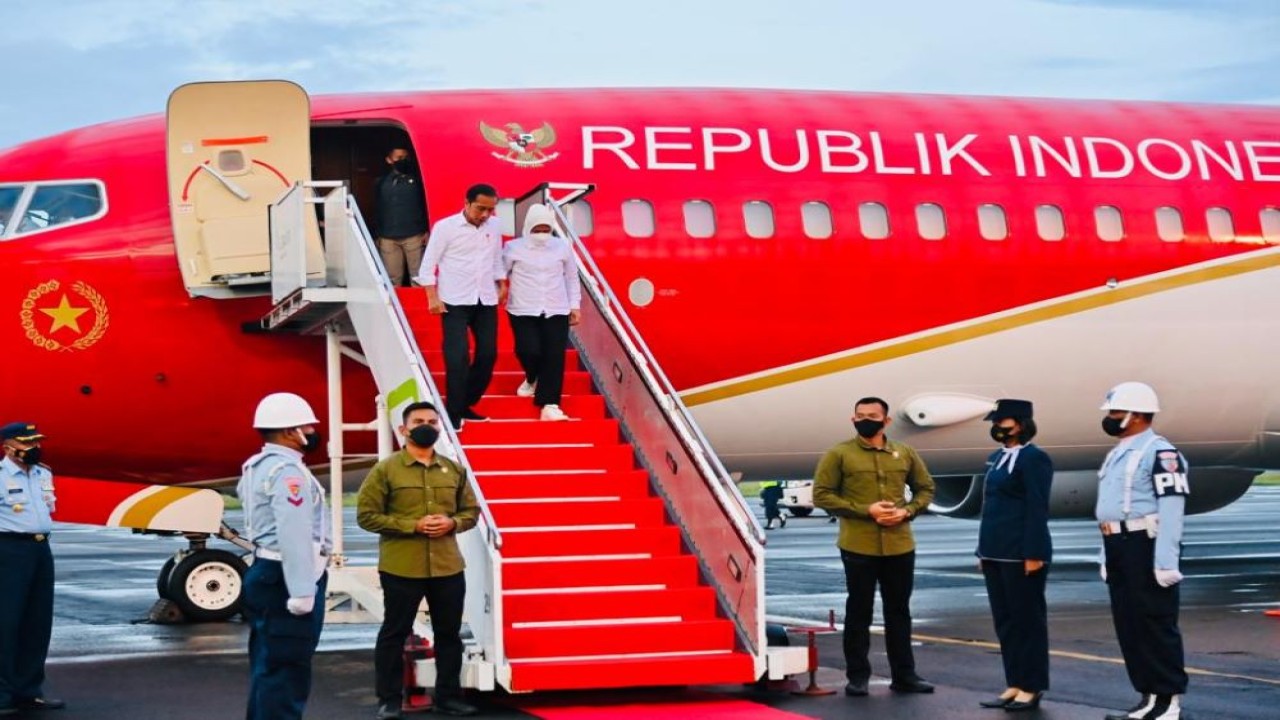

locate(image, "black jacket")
[[977, 444, 1053, 562], [375, 170, 428, 239]]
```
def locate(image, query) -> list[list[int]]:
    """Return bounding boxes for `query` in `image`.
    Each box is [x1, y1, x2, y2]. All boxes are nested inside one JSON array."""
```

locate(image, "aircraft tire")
[[166, 549, 248, 622], [155, 556, 177, 601]]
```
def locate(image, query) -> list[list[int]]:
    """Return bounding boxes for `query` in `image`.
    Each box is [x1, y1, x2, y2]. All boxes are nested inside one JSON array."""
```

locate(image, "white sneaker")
[[540, 404, 570, 421], [516, 380, 537, 398]]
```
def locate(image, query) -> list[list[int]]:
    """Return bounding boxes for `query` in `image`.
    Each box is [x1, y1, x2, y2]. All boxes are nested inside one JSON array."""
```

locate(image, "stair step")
[[460, 418, 621, 447], [489, 498, 667, 529], [506, 651, 756, 692], [503, 555, 699, 590], [433, 370, 595, 396], [463, 445, 634, 472], [470, 395, 604, 420], [500, 527, 681, 559], [504, 618, 735, 659], [421, 350, 581, 373], [478, 469, 649, 501], [504, 586, 716, 624]]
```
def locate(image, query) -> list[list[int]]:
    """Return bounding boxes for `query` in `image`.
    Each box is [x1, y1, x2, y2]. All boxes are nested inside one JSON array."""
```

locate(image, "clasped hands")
[[416, 514, 457, 538], [869, 501, 909, 527]]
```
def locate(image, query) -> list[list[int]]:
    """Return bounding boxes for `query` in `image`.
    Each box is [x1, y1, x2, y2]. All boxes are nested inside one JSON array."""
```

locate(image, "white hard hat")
[[253, 392, 320, 429], [1100, 382, 1161, 413]]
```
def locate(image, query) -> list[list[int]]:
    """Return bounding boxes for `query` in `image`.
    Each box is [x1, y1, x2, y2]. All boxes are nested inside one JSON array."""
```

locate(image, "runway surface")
[[36, 486, 1280, 718]]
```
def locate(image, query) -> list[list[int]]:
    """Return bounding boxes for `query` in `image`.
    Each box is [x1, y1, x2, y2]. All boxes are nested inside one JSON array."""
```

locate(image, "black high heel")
[[1003, 691, 1044, 712], [979, 696, 1013, 708]]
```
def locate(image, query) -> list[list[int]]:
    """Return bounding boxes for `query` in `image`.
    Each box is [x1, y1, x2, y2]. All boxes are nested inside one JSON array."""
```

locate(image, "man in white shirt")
[[417, 184, 507, 431]]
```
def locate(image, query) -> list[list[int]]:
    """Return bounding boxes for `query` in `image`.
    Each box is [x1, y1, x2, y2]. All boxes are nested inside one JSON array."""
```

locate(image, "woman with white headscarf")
[[502, 203, 581, 421]]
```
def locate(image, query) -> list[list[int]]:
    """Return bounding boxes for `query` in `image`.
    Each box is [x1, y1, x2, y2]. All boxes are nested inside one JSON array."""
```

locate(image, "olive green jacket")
[[812, 436, 935, 556], [356, 449, 479, 578]]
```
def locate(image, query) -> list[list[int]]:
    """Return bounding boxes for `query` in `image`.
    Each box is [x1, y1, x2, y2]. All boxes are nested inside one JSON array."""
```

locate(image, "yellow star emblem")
[[39, 294, 90, 334]]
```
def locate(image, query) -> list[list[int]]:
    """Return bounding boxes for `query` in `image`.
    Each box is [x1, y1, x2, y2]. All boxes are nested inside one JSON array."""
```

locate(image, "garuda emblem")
[[479, 121, 559, 167]]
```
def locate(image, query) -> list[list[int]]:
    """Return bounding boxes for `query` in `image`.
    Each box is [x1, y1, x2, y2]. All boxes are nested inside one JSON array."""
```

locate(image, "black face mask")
[[408, 424, 439, 448], [13, 446, 42, 466], [990, 425, 1015, 443], [300, 431, 323, 454], [853, 419, 885, 439], [1101, 416, 1127, 437], [392, 158, 415, 174]]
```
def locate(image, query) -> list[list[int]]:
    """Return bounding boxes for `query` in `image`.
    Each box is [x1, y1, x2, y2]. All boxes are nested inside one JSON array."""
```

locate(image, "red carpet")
[[512, 690, 814, 719]]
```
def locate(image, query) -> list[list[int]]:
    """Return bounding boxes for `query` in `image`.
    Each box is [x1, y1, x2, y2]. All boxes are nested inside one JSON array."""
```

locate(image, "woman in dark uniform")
[[976, 399, 1053, 712]]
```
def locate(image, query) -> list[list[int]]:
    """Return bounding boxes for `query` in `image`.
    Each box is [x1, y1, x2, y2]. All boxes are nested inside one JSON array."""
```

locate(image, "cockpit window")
[[0, 181, 106, 239]]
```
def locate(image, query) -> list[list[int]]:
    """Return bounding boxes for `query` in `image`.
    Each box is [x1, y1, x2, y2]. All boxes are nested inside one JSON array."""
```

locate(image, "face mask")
[[1101, 415, 1128, 437], [297, 430, 323, 454], [853, 419, 885, 439], [408, 424, 440, 448], [529, 231, 553, 246], [990, 425, 1015, 443], [392, 158, 414, 174], [13, 446, 42, 466]]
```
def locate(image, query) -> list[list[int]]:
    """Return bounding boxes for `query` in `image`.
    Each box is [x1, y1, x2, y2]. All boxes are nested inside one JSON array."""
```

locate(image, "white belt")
[[255, 548, 283, 561], [254, 544, 330, 580], [1100, 515, 1156, 536]]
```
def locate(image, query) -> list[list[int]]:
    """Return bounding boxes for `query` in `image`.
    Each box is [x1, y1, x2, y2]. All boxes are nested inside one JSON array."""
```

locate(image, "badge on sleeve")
[[1152, 450, 1190, 497], [284, 476, 305, 507]]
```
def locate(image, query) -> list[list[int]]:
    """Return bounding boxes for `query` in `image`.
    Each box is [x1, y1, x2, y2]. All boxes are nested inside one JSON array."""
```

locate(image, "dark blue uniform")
[[977, 443, 1053, 693]]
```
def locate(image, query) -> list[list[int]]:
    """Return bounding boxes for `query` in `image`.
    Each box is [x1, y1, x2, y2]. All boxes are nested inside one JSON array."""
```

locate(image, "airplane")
[[2, 82, 1278, 673]]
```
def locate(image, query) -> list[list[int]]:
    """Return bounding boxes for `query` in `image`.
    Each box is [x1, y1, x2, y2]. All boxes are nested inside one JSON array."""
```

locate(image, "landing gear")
[[152, 525, 255, 622]]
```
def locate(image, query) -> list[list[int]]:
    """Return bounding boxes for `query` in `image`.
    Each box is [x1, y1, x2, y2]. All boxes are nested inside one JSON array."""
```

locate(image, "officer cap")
[[984, 399, 1033, 422], [0, 422, 45, 442]]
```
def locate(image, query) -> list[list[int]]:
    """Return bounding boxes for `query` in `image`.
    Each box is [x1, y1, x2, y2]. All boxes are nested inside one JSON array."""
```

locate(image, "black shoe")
[[979, 696, 1014, 708], [1105, 694, 1154, 720], [780, 516, 787, 528], [890, 677, 935, 694], [1004, 692, 1044, 712], [374, 702, 402, 720], [844, 680, 869, 696], [0, 707, 17, 717], [461, 408, 489, 422], [434, 696, 479, 716], [17, 697, 66, 711]]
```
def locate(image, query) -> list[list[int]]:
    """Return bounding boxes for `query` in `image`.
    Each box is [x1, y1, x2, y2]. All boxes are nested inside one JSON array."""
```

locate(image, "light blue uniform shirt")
[[236, 443, 332, 599], [0, 456, 55, 534], [1095, 428, 1189, 571]]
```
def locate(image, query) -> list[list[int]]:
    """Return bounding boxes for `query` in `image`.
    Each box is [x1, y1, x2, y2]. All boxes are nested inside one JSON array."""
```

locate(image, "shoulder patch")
[[283, 476, 306, 507], [1151, 450, 1189, 497]]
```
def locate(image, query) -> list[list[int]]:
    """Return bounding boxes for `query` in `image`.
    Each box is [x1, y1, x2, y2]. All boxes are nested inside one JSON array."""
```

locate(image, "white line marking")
[[510, 649, 731, 664], [505, 553, 651, 564], [505, 584, 666, 596], [487, 496, 620, 505], [511, 616, 682, 629], [500, 524, 637, 533]]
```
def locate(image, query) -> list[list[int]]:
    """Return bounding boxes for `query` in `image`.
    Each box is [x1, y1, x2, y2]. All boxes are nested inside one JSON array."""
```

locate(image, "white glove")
[[1100, 564, 1107, 582], [286, 595, 315, 616], [1154, 568, 1183, 588]]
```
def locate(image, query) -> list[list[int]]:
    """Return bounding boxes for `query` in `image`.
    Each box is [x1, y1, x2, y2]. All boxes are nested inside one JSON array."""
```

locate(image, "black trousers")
[[507, 313, 570, 407], [982, 560, 1050, 692], [375, 571, 467, 703], [840, 549, 917, 682], [1104, 533, 1188, 696], [0, 535, 53, 708], [441, 303, 498, 420], [242, 560, 327, 720]]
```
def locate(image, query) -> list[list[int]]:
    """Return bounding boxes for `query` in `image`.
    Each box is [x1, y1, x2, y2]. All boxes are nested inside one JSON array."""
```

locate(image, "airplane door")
[[166, 80, 323, 296]]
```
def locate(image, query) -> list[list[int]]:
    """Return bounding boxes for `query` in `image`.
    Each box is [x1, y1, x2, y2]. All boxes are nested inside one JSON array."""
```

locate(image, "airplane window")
[[1035, 204, 1065, 241], [1155, 207, 1184, 242], [801, 201, 833, 239], [683, 200, 716, 239], [14, 182, 106, 237], [622, 199, 655, 238], [1095, 205, 1124, 242], [0, 185, 22, 236], [568, 200, 593, 237], [858, 202, 889, 239], [743, 201, 774, 239], [978, 204, 1007, 240], [1206, 207, 1234, 242], [916, 203, 946, 240], [497, 198, 516, 236], [1261, 208, 1280, 243]]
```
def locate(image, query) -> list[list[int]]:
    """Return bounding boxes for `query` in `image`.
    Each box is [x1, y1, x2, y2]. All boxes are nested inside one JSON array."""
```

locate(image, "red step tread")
[[434, 371, 594, 396], [421, 350, 581, 373], [460, 419, 621, 447], [490, 499, 666, 529], [503, 556, 699, 590], [503, 586, 716, 624], [478, 469, 649, 501], [464, 445, 634, 472], [500, 527, 682, 559], [471, 395, 605, 420], [506, 652, 757, 692], [505, 619, 734, 659]]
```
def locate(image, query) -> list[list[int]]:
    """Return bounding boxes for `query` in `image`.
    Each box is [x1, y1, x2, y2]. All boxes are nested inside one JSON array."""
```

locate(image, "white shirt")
[[503, 235, 581, 317], [417, 211, 504, 305]]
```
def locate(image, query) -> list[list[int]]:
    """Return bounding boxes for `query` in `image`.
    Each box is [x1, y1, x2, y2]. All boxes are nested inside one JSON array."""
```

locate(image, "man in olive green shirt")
[[813, 396, 936, 698], [357, 401, 479, 719]]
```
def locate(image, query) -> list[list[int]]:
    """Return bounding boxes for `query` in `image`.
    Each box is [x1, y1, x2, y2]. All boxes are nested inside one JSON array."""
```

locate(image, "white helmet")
[[1100, 382, 1160, 413], [253, 392, 320, 429]]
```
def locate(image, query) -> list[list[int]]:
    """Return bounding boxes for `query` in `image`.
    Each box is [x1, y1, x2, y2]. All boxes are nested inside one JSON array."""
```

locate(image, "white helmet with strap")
[[253, 392, 320, 429], [1100, 382, 1161, 413]]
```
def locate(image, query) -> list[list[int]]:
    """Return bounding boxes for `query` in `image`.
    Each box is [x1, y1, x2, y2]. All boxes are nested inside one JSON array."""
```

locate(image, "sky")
[[2, 0, 1278, 146]]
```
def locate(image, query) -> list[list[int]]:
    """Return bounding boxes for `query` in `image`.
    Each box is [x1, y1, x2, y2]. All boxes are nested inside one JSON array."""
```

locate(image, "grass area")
[[221, 492, 360, 510], [737, 481, 764, 498], [1254, 473, 1280, 486]]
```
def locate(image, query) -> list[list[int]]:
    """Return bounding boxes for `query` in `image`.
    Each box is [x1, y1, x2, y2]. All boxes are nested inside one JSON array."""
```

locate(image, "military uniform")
[[1097, 427, 1189, 717], [0, 422, 61, 715], [237, 441, 332, 720]]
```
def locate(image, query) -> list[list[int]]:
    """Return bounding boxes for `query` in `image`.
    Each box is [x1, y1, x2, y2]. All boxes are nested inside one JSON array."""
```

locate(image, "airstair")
[[257, 179, 804, 692]]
